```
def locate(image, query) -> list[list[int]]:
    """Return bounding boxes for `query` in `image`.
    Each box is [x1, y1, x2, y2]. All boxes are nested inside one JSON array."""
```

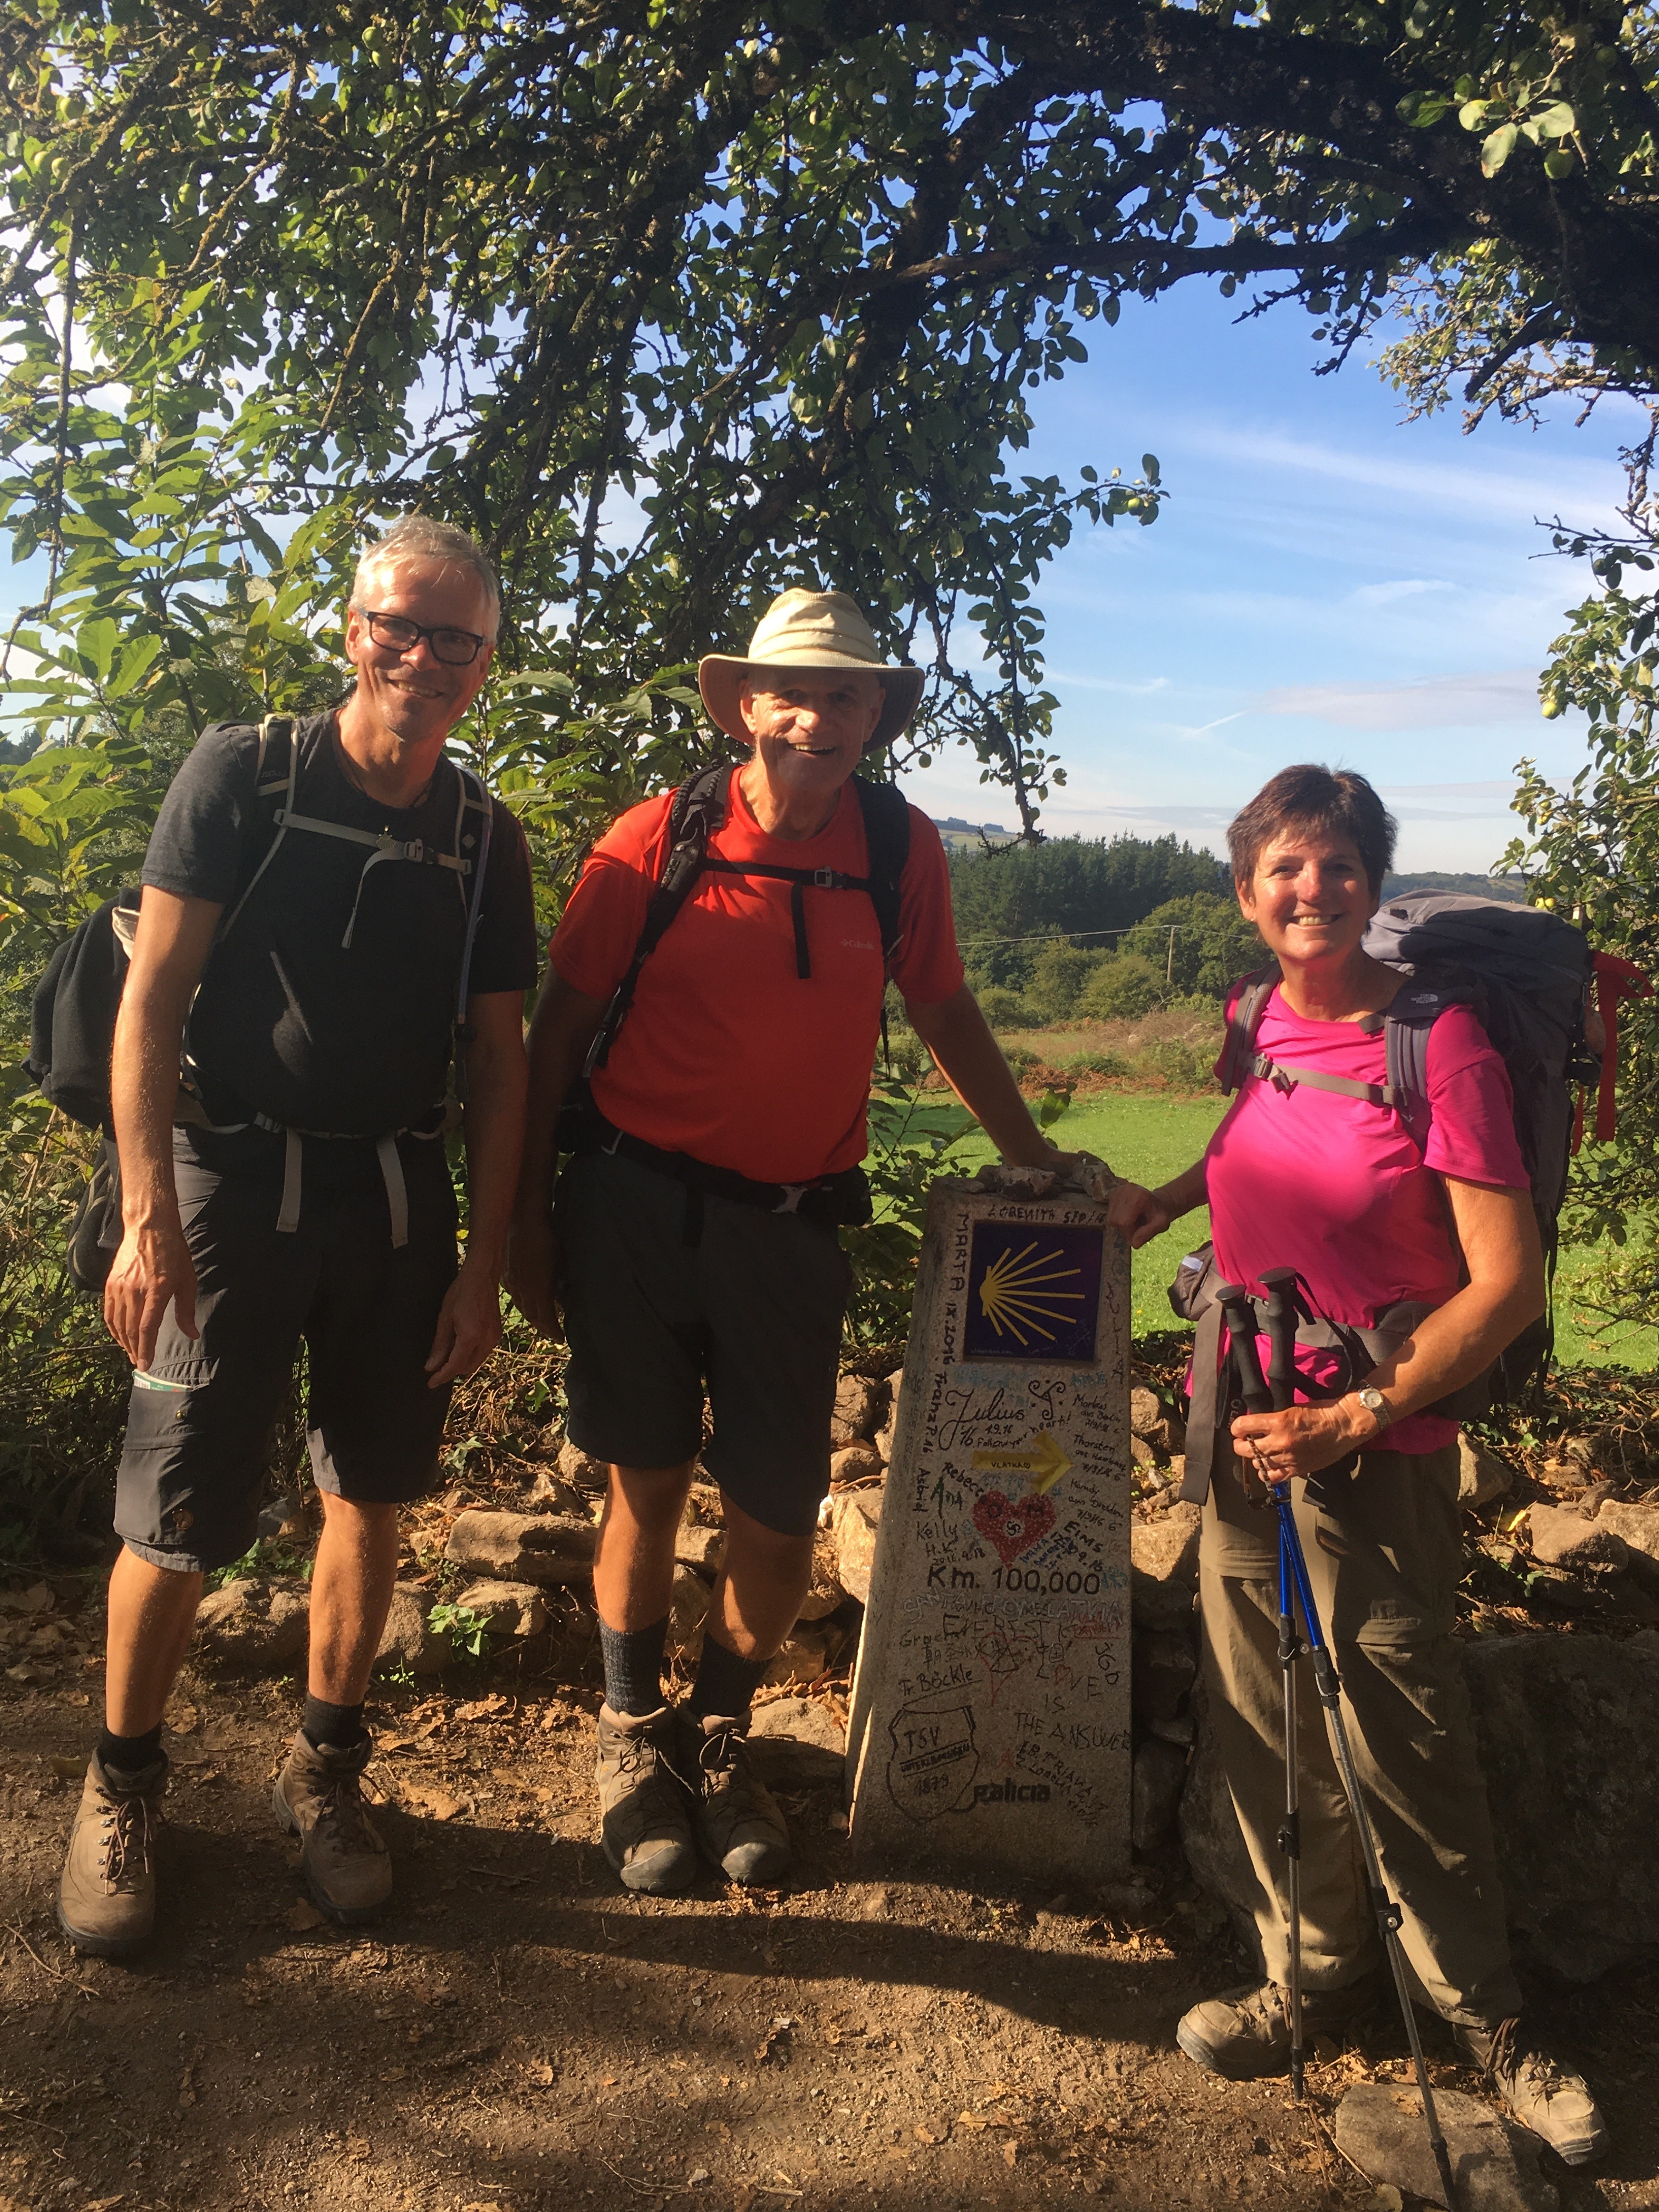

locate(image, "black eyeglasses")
[[358, 610, 490, 666]]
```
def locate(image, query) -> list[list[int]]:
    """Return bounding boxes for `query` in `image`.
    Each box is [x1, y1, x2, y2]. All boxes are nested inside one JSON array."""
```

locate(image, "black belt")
[[562, 1101, 871, 1239]]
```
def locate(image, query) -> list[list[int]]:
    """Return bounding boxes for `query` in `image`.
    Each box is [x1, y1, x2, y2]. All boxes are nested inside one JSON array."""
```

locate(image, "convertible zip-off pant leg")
[[1199, 1442, 1522, 2030]]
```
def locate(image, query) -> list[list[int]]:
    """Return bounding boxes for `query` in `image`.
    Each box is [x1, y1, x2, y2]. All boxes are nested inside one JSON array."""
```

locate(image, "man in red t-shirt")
[[507, 588, 1071, 1896]]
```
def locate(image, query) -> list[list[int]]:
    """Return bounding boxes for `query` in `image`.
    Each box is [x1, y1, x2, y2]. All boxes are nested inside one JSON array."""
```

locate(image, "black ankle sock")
[[301, 1695, 366, 1751], [686, 1635, 768, 1723], [599, 1616, 669, 1717], [97, 1722, 162, 1773]]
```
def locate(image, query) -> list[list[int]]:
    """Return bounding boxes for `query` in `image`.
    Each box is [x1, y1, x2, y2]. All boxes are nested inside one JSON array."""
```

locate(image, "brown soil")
[[3, 1646, 1657, 2212]]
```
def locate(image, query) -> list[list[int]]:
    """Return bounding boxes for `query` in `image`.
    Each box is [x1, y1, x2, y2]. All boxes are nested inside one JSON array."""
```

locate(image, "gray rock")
[[675, 1516, 724, 1573], [524, 1468, 589, 1516], [556, 1440, 610, 1493], [831, 1373, 885, 1447], [666, 1562, 710, 1661], [1131, 1737, 1188, 1852], [1462, 1631, 1659, 1978], [747, 1696, 847, 1784], [1596, 1500, 1659, 1586], [830, 1442, 883, 1487], [255, 1491, 305, 1541], [872, 1369, 904, 1464], [763, 1625, 834, 1689], [193, 1578, 310, 1672], [1131, 1500, 1200, 1631], [1333, 2083, 1556, 2212], [1528, 1503, 1628, 1573], [795, 1531, 847, 1623], [1459, 1434, 1514, 1510], [445, 1509, 597, 1586], [1130, 1386, 1164, 1439], [830, 1486, 883, 1606], [1132, 1626, 1197, 1727], [453, 1580, 549, 1639], [374, 1585, 446, 1675]]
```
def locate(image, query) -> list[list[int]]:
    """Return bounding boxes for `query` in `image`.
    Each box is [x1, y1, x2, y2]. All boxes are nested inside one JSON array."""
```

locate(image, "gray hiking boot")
[[57, 1751, 168, 1956], [682, 1711, 791, 1886], [1454, 2018, 1609, 2167], [596, 1703, 697, 1895], [272, 1729, 392, 1925], [1177, 1975, 1378, 2079]]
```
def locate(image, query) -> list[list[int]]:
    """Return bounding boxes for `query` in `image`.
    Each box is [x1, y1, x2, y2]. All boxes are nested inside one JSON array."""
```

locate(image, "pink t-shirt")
[[1205, 985, 1528, 1454]]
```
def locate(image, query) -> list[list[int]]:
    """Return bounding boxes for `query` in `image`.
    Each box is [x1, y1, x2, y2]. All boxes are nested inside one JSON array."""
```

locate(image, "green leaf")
[[1481, 122, 1519, 176]]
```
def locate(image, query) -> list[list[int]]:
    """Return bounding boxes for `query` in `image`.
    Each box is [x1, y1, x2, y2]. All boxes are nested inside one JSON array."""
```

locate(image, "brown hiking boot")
[[272, 1729, 391, 1925], [1454, 2017, 1610, 2167], [1177, 1974, 1379, 2079], [596, 1703, 696, 1895], [57, 1751, 168, 1956], [682, 1711, 791, 1886]]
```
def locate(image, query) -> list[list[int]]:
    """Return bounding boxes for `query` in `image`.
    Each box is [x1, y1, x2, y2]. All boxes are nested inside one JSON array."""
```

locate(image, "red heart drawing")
[[972, 1489, 1056, 1566]]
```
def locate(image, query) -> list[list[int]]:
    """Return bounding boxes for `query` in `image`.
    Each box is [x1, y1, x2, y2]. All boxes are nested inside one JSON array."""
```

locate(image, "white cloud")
[[1177, 420, 1623, 534], [1251, 668, 1542, 730]]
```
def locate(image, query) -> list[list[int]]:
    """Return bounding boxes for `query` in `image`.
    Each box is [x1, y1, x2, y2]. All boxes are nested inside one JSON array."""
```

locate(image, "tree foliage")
[[951, 833, 1228, 986], [5, 0, 1657, 839]]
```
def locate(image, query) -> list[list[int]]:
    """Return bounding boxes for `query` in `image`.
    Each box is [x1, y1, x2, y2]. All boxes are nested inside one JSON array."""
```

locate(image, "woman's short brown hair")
[[1227, 765, 1397, 897]]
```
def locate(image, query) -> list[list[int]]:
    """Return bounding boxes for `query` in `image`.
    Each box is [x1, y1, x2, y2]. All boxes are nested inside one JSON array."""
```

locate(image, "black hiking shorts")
[[114, 1125, 459, 1573], [555, 1147, 849, 1537]]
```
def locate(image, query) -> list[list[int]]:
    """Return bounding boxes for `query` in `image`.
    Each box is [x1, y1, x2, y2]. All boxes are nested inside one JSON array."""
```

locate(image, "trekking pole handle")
[[1214, 1281, 1273, 1414], [1259, 1266, 1300, 1415]]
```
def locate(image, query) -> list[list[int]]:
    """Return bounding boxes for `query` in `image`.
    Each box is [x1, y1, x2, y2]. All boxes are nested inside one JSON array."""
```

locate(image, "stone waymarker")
[[846, 1176, 1132, 1887]]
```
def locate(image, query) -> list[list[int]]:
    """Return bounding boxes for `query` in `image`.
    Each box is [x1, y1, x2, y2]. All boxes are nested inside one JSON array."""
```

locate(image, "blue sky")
[[899, 281, 1638, 873]]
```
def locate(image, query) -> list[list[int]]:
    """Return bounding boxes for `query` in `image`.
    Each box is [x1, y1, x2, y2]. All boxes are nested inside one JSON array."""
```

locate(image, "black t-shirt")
[[143, 712, 538, 1135]]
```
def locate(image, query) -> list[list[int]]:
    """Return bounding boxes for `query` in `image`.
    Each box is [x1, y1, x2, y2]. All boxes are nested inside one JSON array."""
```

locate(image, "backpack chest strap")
[[1246, 1053, 1408, 1113], [701, 854, 876, 979]]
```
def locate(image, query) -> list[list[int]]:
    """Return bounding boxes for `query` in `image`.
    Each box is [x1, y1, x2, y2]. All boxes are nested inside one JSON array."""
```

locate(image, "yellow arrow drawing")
[[970, 1430, 1073, 1496]]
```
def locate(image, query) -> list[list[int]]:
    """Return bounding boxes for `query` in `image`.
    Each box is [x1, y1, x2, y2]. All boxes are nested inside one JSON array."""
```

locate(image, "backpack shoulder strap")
[[851, 774, 912, 968], [1381, 981, 1467, 1155], [221, 714, 302, 941], [584, 764, 733, 1076], [1218, 963, 1280, 1094]]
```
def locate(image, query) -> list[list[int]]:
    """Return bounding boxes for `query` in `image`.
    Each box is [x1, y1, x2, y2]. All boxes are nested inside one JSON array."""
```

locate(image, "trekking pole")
[[1216, 1277, 1310, 2094], [1219, 1277, 1460, 2212], [1258, 1267, 1306, 2106]]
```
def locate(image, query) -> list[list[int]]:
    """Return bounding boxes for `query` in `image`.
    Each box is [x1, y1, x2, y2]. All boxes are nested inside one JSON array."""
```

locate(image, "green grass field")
[[941, 1088, 1656, 1372]]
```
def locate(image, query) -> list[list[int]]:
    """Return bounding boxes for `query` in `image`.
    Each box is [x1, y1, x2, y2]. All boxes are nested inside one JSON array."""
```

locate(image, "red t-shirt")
[[551, 770, 965, 1182], [1205, 986, 1528, 1454]]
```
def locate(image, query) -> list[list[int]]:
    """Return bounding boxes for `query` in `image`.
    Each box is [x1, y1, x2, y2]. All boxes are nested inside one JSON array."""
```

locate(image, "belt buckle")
[[812, 868, 836, 889]]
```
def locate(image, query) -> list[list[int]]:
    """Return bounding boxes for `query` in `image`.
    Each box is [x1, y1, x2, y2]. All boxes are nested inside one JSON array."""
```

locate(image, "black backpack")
[[26, 713, 494, 1290], [583, 762, 912, 1076]]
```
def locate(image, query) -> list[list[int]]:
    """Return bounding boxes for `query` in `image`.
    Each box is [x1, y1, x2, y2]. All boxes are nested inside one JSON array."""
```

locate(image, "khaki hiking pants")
[[1199, 1442, 1522, 2031]]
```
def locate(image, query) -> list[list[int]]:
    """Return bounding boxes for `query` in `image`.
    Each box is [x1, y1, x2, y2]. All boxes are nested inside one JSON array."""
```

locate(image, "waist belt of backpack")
[[567, 1104, 871, 1233], [173, 1088, 443, 1249], [1180, 1289, 1438, 1505]]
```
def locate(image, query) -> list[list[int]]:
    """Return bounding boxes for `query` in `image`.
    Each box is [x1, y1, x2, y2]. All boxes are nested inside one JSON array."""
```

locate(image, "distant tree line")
[[943, 833, 1259, 1025]]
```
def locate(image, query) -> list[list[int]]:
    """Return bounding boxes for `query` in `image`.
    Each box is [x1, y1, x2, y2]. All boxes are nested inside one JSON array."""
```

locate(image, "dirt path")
[[4, 1655, 1656, 2212]]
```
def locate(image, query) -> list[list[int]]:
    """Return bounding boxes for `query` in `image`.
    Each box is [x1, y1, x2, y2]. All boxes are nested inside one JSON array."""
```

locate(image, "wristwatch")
[[1356, 1386, 1393, 1436]]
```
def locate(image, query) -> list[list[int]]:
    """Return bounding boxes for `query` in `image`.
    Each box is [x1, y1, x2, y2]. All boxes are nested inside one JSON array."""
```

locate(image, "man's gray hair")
[[351, 515, 501, 639]]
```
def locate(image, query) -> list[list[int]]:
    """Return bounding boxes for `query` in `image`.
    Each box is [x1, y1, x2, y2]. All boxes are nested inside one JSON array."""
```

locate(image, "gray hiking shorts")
[[114, 1125, 458, 1573], [555, 1148, 849, 1537]]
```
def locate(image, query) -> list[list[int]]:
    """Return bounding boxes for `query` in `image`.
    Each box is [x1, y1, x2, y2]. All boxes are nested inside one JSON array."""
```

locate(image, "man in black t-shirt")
[[57, 517, 536, 1955]]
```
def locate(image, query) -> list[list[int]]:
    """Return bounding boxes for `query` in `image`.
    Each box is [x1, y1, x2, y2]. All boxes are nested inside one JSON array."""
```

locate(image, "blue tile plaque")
[[960, 1220, 1104, 1364]]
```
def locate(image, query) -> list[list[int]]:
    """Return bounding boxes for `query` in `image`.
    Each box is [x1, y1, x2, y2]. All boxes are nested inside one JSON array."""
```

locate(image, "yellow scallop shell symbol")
[[975, 1240, 1086, 1347]]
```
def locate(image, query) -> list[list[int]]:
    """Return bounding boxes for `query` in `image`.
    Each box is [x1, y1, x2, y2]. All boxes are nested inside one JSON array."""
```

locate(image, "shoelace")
[[313, 1767, 383, 1852], [1487, 2021, 1574, 2098], [97, 1786, 155, 1889]]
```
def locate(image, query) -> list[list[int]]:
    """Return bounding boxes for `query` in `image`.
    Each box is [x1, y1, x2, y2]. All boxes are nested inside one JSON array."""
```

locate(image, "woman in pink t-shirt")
[[1111, 765, 1604, 2165]]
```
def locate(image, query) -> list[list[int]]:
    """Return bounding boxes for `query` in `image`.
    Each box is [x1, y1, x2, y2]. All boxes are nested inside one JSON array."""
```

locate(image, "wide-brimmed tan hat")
[[698, 588, 924, 751]]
